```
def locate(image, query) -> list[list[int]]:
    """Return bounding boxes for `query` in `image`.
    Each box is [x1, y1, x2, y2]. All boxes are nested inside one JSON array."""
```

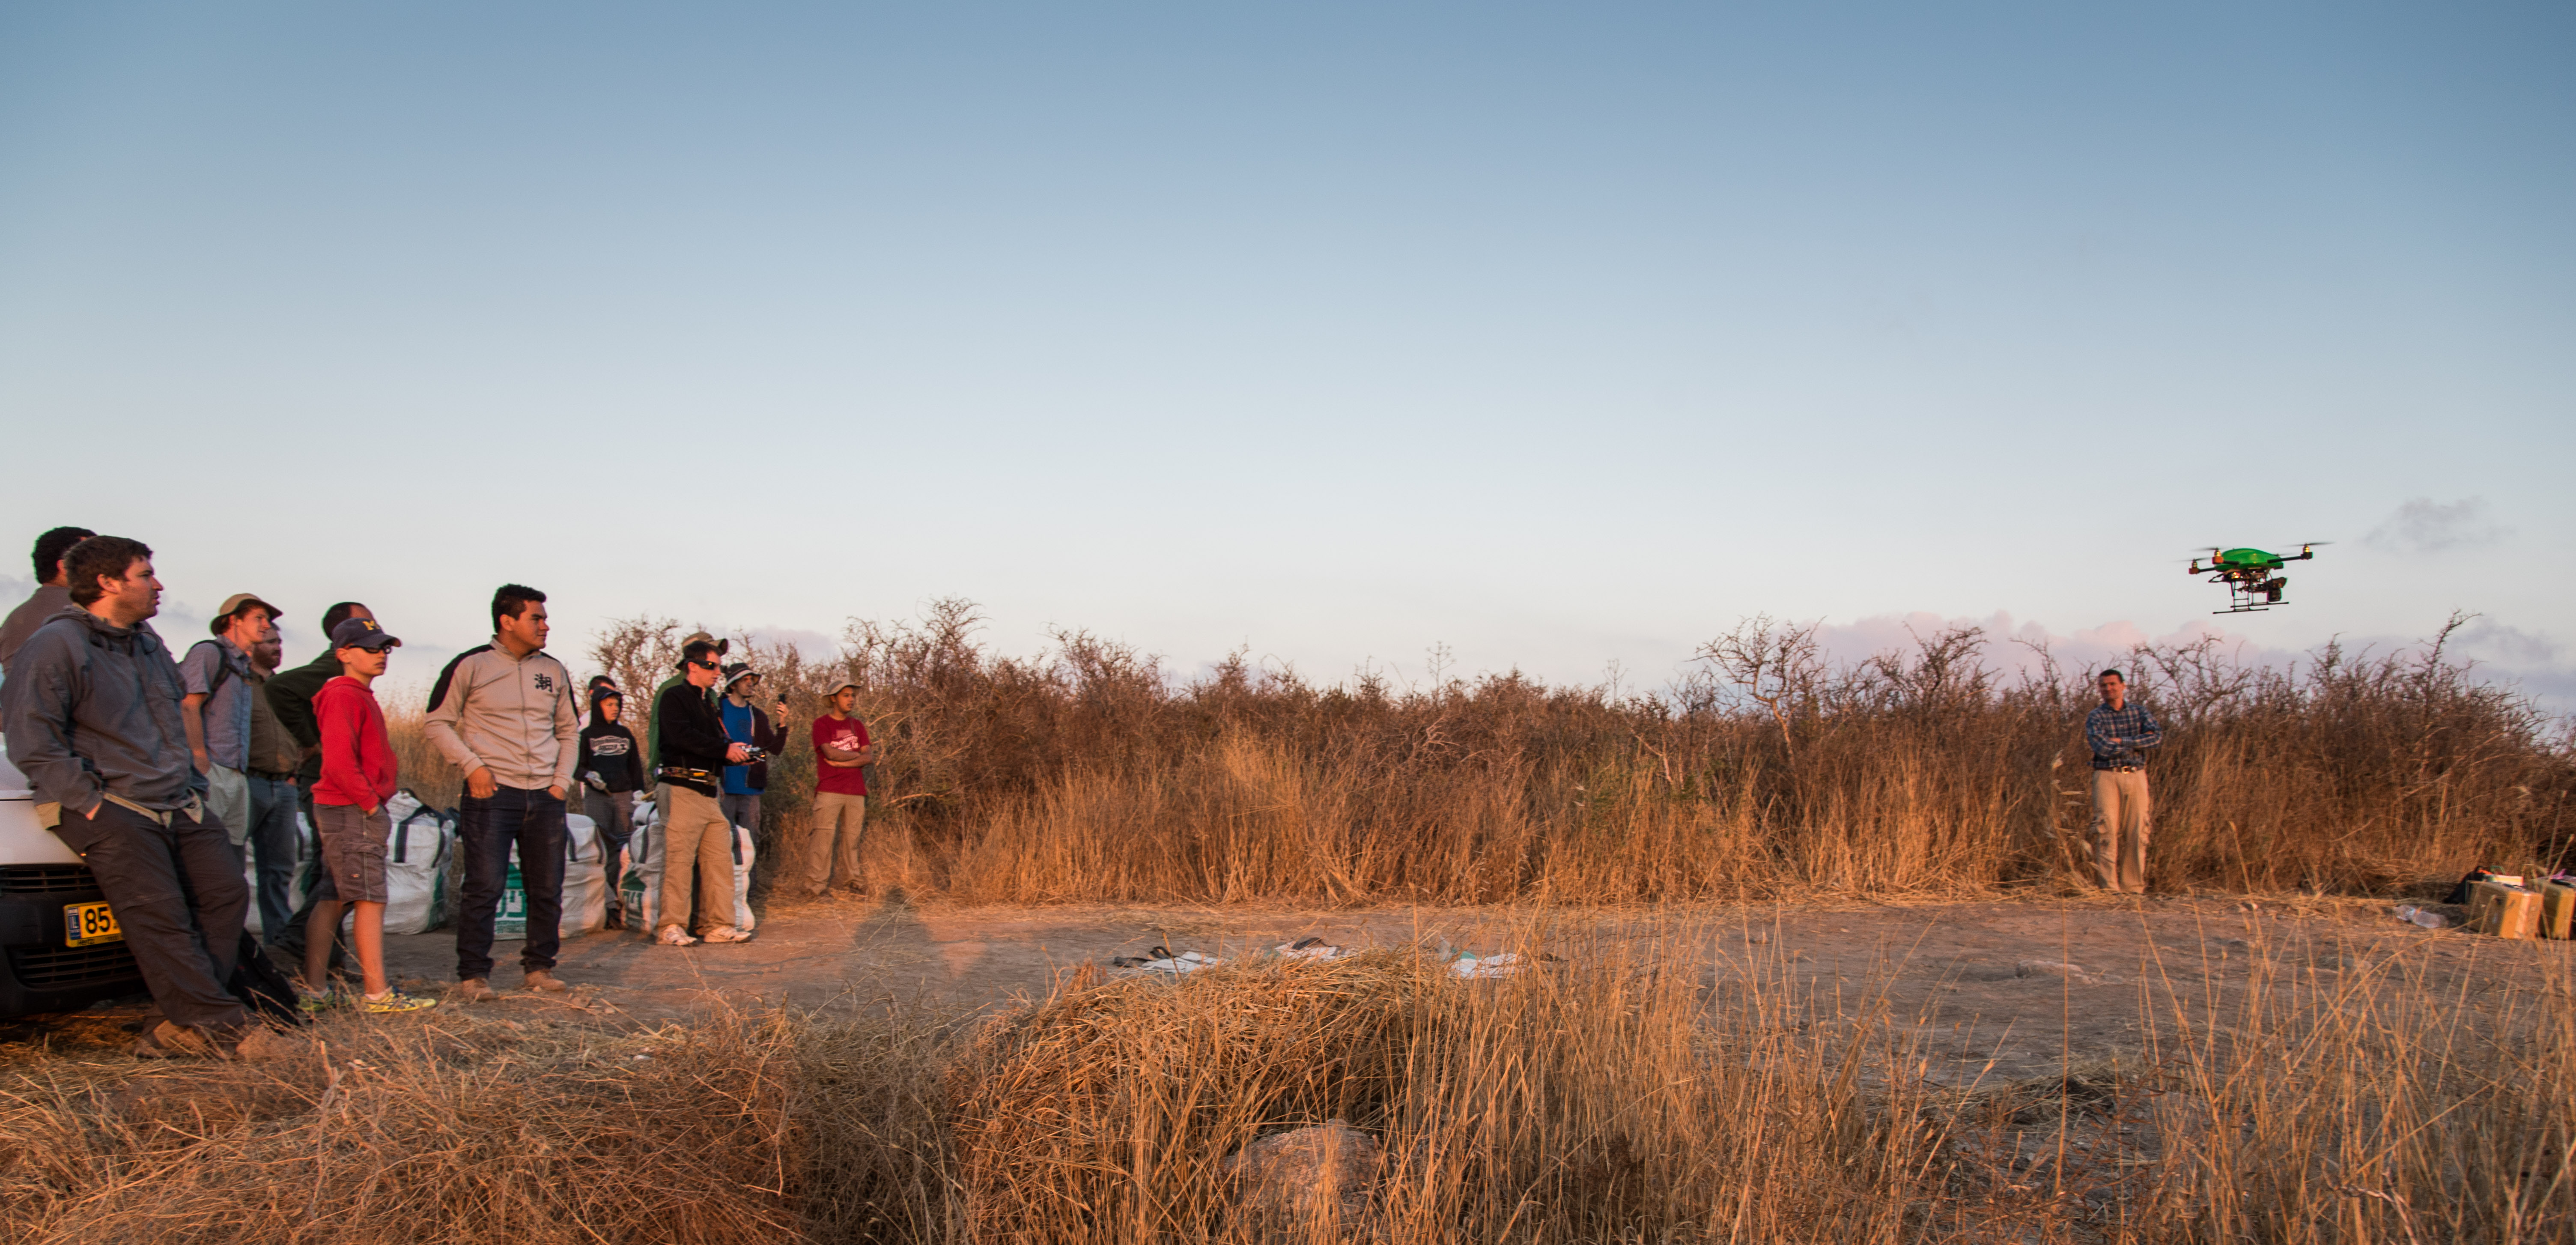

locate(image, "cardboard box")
[[2468, 878, 2542, 940], [2541, 881, 2575, 940]]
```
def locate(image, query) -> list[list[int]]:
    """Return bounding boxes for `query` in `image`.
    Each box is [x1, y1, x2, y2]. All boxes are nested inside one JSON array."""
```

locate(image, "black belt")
[[247, 768, 296, 782], [2091, 763, 2143, 772], [658, 767, 720, 787]]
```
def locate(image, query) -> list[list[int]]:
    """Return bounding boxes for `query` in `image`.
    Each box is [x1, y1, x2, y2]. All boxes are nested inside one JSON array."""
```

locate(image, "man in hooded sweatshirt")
[[575, 685, 644, 928], [0, 536, 286, 1060]]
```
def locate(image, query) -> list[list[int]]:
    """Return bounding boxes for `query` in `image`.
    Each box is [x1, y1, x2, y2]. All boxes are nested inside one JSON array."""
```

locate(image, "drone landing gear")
[[2215, 576, 2288, 615]]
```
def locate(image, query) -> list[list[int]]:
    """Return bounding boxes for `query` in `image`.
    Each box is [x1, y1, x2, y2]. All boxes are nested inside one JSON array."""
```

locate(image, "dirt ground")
[[8, 890, 2568, 1090]]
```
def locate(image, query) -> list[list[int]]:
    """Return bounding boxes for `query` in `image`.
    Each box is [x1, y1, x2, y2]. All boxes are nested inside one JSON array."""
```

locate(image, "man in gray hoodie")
[[0, 536, 280, 1060]]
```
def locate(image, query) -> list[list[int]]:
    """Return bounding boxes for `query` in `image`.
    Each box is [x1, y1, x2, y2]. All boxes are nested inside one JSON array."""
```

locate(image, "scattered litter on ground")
[[2392, 904, 2450, 930], [1108, 946, 1225, 976]]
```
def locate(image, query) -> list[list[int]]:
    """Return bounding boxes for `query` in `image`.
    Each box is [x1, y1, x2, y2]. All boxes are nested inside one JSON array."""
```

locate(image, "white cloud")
[[2366, 497, 2508, 553]]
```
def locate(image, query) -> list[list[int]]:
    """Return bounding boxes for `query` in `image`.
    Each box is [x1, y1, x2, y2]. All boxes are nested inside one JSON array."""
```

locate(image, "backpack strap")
[[183, 639, 237, 700]]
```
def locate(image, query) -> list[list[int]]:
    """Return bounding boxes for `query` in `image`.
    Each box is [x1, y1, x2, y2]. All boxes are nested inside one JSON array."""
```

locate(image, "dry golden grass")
[[4, 923, 2566, 1244], [447, 604, 2576, 906]]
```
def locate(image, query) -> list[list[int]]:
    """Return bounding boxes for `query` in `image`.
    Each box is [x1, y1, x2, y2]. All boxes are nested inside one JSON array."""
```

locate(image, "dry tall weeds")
[[405, 603, 2576, 905]]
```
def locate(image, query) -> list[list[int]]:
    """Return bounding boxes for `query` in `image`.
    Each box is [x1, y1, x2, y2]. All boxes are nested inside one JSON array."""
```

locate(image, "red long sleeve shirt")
[[313, 675, 399, 809]]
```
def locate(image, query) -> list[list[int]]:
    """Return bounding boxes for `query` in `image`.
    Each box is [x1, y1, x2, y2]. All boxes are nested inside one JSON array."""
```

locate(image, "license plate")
[[64, 901, 122, 947]]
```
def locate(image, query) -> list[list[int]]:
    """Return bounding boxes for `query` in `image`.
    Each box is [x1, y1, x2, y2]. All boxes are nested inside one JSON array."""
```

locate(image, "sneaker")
[[362, 990, 437, 1015], [701, 925, 753, 944], [656, 926, 699, 946], [297, 987, 338, 1015]]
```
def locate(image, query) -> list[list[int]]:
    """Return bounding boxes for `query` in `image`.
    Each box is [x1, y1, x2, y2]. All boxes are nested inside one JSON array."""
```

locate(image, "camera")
[[735, 745, 772, 765]]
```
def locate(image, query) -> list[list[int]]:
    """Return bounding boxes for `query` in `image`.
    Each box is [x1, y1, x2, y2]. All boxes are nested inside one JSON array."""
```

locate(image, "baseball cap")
[[210, 592, 279, 634], [330, 616, 402, 652], [682, 630, 730, 657]]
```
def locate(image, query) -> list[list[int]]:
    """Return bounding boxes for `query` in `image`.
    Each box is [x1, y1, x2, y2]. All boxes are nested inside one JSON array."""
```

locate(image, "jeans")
[[584, 788, 636, 911], [455, 785, 567, 982], [53, 800, 250, 1030], [243, 773, 301, 936]]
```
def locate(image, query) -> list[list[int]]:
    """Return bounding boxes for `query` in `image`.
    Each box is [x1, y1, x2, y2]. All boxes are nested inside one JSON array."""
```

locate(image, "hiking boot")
[[523, 969, 570, 993], [701, 925, 753, 944], [456, 977, 498, 1003], [363, 990, 438, 1014], [656, 925, 699, 947]]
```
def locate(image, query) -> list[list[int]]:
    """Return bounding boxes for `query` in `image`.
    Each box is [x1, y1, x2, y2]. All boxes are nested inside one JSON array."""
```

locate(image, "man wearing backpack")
[[179, 593, 278, 859]]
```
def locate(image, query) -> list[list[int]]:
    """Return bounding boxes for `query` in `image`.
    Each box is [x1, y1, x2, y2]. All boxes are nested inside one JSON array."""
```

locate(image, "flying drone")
[[2187, 544, 2326, 614]]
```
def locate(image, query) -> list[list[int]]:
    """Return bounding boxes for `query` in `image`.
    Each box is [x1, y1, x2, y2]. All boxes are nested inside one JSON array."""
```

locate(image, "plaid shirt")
[[2085, 701, 2162, 768]]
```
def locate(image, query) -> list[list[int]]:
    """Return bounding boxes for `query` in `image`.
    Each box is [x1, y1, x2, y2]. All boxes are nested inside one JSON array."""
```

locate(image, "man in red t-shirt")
[[796, 681, 875, 898]]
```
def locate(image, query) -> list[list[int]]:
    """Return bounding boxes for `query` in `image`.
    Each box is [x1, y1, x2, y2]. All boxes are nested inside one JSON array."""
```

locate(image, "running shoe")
[[363, 990, 437, 1014], [656, 925, 699, 946], [701, 925, 753, 943]]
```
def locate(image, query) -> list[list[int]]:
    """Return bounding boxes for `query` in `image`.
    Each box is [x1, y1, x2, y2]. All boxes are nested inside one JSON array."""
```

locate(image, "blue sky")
[[3, 3, 2570, 703]]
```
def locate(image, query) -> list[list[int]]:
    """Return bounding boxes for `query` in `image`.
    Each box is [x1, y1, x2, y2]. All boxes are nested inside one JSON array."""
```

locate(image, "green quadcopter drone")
[[2187, 543, 2326, 614]]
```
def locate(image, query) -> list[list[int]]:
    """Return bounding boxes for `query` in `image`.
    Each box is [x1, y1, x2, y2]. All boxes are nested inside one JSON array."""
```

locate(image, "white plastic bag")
[[558, 812, 608, 937], [381, 793, 452, 936]]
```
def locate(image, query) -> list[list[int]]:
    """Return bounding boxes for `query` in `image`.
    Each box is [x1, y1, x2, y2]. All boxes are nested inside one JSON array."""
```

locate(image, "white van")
[[0, 744, 147, 1016]]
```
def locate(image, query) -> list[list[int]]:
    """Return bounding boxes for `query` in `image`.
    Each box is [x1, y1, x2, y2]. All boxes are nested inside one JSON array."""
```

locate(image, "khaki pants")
[[2088, 768, 2151, 893], [656, 785, 738, 935], [798, 793, 868, 896], [204, 764, 251, 848]]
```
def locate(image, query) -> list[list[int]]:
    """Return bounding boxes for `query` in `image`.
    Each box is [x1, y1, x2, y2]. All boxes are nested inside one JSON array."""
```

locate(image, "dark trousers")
[[455, 785, 566, 981], [583, 788, 635, 911], [242, 773, 301, 936], [265, 783, 350, 978], [54, 800, 250, 1029]]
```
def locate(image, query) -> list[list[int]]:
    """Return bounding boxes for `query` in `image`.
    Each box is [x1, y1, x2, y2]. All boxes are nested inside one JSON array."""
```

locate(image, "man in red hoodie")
[[303, 617, 435, 1014]]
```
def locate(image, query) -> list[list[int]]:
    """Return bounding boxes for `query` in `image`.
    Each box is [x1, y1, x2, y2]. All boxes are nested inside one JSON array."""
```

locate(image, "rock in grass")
[[1225, 1118, 1380, 1241]]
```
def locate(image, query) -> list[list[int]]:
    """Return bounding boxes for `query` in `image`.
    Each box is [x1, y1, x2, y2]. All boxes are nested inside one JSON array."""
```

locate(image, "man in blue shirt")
[[716, 665, 788, 890], [2083, 669, 2163, 893]]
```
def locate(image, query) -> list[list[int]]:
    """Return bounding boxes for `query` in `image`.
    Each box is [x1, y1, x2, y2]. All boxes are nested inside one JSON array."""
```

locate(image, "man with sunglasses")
[[651, 640, 753, 945]]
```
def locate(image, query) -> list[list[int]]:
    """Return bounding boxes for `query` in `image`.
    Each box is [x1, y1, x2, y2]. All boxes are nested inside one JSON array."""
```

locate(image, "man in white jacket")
[[423, 584, 579, 1002]]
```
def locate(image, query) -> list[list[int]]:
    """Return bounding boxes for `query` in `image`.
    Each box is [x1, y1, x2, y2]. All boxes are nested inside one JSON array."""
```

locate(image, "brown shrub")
[[385, 603, 2571, 904]]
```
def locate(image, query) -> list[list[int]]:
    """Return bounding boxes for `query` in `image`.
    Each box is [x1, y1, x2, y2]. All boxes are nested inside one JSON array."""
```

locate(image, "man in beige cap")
[[179, 592, 280, 848]]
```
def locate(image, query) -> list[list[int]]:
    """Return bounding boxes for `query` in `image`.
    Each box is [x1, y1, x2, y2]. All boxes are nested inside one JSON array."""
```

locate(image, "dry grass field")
[[24, 605, 2561, 1243], [2, 916, 2567, 1244]]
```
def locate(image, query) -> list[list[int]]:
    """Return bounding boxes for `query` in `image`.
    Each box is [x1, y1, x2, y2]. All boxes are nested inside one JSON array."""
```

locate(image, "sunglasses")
[[689, 658, 720, 670]]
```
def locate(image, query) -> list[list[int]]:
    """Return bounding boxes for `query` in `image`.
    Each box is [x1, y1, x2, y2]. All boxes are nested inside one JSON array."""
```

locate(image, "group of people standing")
[[0, 528, 877, 1059]]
